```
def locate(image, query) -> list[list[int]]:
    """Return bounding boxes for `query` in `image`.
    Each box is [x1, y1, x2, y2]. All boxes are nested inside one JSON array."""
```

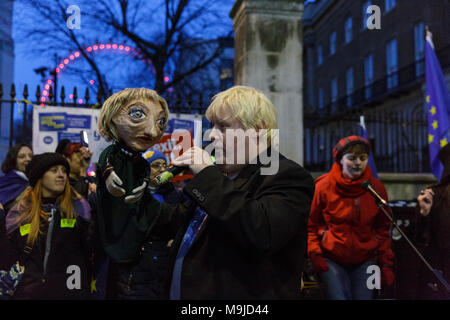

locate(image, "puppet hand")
[[106, 171, 126, 197], [124, 181, 147, 204]]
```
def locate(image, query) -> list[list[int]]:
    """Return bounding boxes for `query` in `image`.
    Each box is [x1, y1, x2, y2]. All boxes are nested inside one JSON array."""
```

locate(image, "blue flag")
[[425, 30, 450, 180], [359, 116, 378, 178]]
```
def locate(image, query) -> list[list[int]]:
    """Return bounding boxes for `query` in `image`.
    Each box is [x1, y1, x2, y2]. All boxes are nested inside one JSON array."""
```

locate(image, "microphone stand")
[[374, 197, 450, 296]]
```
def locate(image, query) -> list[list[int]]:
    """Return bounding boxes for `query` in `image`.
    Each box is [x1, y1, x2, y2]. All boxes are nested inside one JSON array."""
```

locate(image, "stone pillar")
[[230, 0, 304, 165]]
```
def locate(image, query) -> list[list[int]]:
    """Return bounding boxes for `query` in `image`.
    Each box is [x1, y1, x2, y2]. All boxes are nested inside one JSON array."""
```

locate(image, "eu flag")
[[359, 116, 378, 178], [425, 30, 450, 180]]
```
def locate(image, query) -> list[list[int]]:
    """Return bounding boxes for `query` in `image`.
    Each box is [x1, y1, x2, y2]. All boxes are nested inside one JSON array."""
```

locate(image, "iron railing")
[[0, 84, 212, 148]]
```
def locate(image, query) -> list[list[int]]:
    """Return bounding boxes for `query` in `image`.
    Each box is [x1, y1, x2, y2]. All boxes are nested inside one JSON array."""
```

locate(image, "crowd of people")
[[0, 85, 448, 300]]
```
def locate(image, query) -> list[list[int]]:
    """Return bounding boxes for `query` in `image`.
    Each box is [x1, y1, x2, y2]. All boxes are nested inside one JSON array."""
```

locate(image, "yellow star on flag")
[[426, 96, 430, 103], [91, 278, 97, 293], [428, 134, 434, 143], [432, 121, 438, 130], [430, 106, 436, 115], [440, 138, 448, 148]]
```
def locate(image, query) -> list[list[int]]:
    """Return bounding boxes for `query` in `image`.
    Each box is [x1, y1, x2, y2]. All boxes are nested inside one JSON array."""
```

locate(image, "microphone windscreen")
[[361, 180, 371, 189]]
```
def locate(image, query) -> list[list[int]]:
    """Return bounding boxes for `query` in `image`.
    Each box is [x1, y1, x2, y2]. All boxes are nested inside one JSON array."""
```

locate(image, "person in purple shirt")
[[0, 143, 33, 213]]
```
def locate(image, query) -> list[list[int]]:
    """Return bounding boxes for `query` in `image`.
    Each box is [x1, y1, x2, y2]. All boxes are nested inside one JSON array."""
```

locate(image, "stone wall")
[[230, 0, 305, 165]]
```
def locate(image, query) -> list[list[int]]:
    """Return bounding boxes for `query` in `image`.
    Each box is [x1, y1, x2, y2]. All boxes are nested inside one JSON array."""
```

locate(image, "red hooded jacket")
[[307, 163, 394, 266]]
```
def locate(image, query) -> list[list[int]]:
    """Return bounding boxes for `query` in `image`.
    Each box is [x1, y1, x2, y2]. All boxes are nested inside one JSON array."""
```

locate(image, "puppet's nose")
[[144, 122, 160, 138]]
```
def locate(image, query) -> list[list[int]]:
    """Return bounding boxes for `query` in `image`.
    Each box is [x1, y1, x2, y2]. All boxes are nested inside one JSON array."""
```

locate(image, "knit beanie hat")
[[333, 135, 370, 162], [26, 152, 70, 187], [142, 149, 167, 165]]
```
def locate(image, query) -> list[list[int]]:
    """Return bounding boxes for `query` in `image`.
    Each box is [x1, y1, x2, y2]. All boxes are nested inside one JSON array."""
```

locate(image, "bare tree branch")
[[15, 0, 234, 100]]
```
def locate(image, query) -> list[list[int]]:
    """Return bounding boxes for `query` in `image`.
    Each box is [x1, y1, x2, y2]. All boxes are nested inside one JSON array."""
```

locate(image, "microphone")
[[151, 155, 217, 186], [152, 166, 185, 186], [361, 180, 387, 206]]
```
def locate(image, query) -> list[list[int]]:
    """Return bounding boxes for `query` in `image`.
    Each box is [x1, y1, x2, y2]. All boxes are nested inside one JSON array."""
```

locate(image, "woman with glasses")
[[145, 149, 168, 203]]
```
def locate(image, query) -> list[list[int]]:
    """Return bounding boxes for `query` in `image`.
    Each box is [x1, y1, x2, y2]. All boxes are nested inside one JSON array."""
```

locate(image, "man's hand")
[[417, 188, 434, 216], [88, 183, 97, 195], [172, 146, 214, 175], [106, 171, 126, 197], [80, 146, 93, 161]]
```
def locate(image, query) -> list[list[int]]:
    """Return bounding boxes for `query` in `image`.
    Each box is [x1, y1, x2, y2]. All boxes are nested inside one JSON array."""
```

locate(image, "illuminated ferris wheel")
[[40, 42, 170, 105]]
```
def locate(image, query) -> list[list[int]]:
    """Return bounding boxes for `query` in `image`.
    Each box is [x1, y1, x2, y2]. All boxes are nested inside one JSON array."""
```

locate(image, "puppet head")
[[98, 88, 169, 152]]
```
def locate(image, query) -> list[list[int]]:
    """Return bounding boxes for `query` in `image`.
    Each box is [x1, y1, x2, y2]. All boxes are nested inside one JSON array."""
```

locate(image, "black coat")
[[5, 199, 92, 300], [170, 153, 315, 299]]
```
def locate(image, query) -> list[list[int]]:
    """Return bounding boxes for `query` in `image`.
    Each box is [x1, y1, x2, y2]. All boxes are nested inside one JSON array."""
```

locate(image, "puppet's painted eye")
[[157, 117, 166, 127], [129, 107, 146, 120]]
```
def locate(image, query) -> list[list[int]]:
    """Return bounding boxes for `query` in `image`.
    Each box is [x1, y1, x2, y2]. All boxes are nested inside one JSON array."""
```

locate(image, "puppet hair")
[[98, 88, 169, 142]]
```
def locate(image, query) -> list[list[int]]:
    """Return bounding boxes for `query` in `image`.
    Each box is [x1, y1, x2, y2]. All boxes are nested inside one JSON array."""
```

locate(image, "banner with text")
[[32, 105, 202, 164]]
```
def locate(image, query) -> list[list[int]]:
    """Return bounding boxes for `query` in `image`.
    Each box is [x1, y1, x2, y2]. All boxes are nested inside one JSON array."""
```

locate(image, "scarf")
[[329, 162, 372, 198]]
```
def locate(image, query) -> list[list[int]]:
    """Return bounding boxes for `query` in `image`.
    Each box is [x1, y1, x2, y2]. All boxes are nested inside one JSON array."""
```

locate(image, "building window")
[[318, 87, 324, 109], [345, 17, 353, 44], [330, 31, 337, 55], [414, 22, 425, 77], [362, 1, 372, 30], [346, 67, 354, 107], [364, 54, 374, 99], [317, 45, 323, 66], [331, 77, 338, 111], [385, 0, 396, 12], [386, 38, 398, 89]]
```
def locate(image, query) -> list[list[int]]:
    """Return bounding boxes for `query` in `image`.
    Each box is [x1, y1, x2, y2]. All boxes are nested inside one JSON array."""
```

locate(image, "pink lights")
[[41, 43, 149, 102]]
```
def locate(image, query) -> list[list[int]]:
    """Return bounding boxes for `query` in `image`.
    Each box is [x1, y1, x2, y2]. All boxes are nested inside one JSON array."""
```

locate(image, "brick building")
[[303, 0, 450, 173]]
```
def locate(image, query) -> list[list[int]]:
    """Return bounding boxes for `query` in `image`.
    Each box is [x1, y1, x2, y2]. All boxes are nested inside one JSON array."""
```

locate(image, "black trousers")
[[114, 240, 172, 300]]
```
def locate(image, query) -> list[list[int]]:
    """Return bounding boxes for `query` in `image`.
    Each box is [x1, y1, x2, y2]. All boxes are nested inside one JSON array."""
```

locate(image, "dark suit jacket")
[[172, 153, 314, 299]]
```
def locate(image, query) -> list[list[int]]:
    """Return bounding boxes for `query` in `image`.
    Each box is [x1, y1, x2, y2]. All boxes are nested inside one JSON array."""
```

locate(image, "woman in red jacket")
[[307, 136, 394, 300]]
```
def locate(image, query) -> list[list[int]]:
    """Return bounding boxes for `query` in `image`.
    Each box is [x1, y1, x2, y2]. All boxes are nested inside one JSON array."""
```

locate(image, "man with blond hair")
[[167, 86, 315, 299]]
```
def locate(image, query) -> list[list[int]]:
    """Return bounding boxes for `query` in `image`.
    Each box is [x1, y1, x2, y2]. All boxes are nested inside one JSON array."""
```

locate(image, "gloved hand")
[[105, 170, 126, 197], [381, 266, 395, 287], [124, 181, 147, 204], [310, 254, 329, 274]]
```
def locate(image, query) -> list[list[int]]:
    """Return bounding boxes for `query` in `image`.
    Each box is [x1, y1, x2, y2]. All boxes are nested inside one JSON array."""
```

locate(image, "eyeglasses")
[[151, 163, 167, 169]]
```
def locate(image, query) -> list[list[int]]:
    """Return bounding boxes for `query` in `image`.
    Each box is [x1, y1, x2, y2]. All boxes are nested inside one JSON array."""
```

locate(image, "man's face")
[[208, 106, 250, 176], [149, 159, 167, 180], [112, 99, 166, 152], [66, 149, 84, 176]]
